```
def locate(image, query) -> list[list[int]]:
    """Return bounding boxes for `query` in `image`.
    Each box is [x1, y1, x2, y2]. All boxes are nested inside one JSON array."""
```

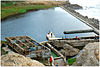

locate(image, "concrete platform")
[[46, 32, 61, 40]]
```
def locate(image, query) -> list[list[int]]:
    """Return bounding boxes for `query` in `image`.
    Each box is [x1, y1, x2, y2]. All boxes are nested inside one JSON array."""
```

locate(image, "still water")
[[1, 7, 96, 42]]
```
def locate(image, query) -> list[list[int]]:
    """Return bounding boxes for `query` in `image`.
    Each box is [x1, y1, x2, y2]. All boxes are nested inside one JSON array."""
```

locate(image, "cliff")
[[1, 51, 44, 66], [72, 42, 99, 66]]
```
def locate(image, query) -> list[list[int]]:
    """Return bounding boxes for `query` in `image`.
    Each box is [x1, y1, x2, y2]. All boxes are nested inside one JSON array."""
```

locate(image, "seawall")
[[59, 5, 99, 35]]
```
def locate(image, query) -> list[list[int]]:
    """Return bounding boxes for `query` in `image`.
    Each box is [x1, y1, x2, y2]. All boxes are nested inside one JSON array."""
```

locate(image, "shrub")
[[5, 51, 8, 54]]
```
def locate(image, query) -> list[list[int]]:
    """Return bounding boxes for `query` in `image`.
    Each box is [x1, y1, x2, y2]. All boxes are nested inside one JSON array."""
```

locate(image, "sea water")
[[1, 7, 96, 42], [69, 0, 100, 21]]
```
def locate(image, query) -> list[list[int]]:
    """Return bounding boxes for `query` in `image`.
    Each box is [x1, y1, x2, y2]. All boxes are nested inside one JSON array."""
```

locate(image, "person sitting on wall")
[[76, 36, 77, 40]]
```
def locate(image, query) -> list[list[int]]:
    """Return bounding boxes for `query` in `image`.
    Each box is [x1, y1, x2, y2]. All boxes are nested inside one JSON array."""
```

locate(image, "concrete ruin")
[[5, 36, 51, 60]]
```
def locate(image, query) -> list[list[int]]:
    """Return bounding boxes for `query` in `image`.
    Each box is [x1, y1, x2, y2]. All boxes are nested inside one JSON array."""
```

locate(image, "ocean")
[[69, 0, 100, 21]]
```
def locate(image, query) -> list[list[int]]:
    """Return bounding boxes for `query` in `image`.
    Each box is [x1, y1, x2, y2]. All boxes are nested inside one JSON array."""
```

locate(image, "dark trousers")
[[50, 62, 52, 66]]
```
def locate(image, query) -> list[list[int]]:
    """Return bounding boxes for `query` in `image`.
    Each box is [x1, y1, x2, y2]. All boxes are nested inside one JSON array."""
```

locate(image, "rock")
[[61, 44, 79, 56], [72, 42, 99, 66], [94, 48, 99, 61], [66, 4, 83, 9], [50, 40, 65, 48], [1, 51, 44, 66], [70, 41, 89, 47]]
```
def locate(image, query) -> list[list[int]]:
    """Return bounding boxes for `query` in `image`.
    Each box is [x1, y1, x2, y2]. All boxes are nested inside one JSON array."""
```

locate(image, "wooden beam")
[[5, 37, 24, 51], [54, 57, 63, 60], [14, 37, 29, 48], [25, 39, 35, 47], [46, 43, 63, 57], [26, 36, 40, 44]]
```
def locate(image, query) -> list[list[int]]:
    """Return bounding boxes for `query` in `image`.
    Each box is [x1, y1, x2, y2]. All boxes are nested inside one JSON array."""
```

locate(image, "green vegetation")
[[51, 52, 59, 58], [1, 41, 7, 47], [1, 1, 56, 20], [1, 40, 9, 55], [5, 51, 8, 54], [67, 58, 76, 66], [39, 59, 50, 66], [1, 49, 5, 55], [21, 46, 26, 48], [39, 59, 47, 62], [1, 41, 6, 44], [1, 48, 5, 52]]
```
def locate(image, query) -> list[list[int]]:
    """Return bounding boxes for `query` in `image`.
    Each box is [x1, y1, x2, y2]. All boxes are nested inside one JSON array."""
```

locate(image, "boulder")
[[72, 42, 99, 66], [50, 40, 66, 48], [1, 51, 44, 66], [61, 44, 79, 56]]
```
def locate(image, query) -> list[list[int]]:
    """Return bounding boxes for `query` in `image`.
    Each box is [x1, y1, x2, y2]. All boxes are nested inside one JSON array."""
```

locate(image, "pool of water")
[[1, 7, 96, 42]]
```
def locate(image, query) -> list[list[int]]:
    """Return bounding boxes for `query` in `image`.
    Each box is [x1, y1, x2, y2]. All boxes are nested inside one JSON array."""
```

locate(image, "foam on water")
[[69, 0, 100, 21]]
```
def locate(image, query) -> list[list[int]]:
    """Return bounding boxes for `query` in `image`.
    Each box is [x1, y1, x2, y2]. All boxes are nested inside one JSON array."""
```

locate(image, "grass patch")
[[18, 9, 26, 13], [67, 58, 76, 66], [1, 2, 56, 19]]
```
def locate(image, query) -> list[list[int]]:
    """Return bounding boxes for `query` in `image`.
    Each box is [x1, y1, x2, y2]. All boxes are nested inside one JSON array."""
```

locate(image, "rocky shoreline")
[[1, 36, 99, 66], [1, 51, 44, 66], [60, 3, 99, 30], [72, 42, 99, 66], [41, 38, 99, 66]]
